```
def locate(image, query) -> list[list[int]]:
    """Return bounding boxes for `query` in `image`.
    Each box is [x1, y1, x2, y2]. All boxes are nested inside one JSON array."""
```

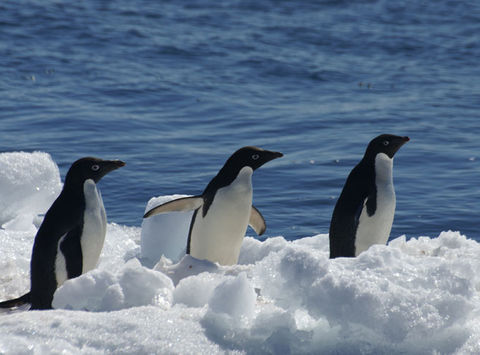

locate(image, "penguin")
[[144, 146, 283, 265], [329, 134, 409, 258], [0, 157, 125, 310]]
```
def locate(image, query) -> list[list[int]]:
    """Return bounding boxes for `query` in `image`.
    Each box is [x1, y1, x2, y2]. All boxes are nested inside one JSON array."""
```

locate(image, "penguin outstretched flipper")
[[145, 198, 267, 236], [249, 206, 266, 236], [144, 196, 204, 218]]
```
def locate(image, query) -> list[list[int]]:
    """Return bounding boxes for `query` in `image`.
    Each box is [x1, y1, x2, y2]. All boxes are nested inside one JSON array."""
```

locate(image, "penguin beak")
[[398, 136, 410, 147], [104, 160, 126, 173], [265, 150, 284, 162], [391, 136, 409, 156], [112, 160, 126, 168]]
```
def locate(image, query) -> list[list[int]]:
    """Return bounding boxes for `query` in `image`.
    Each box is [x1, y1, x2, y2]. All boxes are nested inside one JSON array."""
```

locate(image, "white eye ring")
[[252, 154, 260, 160], [383, 141, 390, 146], [91, 164, 100, 172]]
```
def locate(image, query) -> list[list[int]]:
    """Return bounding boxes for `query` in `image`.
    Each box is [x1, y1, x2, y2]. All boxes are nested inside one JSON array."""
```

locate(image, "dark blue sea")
[[1, 0, 479, 242]]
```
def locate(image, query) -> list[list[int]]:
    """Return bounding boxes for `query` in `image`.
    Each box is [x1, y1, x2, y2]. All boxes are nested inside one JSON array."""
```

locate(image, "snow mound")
[[0, 151, 61, 229], [3, 225, 480, 353], [53, 259, 174, 311], [140, 194, 193, 266], [205, 272, 257, 319], [155, 254, 223, 286]]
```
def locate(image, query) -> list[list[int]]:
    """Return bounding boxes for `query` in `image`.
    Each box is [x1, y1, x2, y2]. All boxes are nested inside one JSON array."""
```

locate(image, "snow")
[[140, 195, 193, 266], [0, 151, 61, 230], [1, 152, 480, 354]]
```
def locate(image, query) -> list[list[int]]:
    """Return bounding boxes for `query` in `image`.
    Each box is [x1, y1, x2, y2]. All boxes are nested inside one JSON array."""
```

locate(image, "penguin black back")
[[29, 189, 85, 309]]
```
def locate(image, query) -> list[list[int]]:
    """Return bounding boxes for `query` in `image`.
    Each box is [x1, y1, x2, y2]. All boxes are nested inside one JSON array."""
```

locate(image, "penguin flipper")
[[143, 196, 204, 218], [355, 198, 367, 225], [249, 206, 266, 236], [59, 225, 84, 279], [0, 292, 31, 309], [355, 191, 377, 225]]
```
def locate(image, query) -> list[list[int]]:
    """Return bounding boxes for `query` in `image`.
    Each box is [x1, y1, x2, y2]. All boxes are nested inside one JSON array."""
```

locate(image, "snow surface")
[[0, 152, 61, 230], [140, 194, 193, 266], [1, 152, 480, 354]]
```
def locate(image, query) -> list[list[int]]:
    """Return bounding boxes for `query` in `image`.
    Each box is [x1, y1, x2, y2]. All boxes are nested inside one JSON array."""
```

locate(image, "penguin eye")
[[383, 141, 390, 146], [251, 154, 260, 160], [91, 164, 100, 172]]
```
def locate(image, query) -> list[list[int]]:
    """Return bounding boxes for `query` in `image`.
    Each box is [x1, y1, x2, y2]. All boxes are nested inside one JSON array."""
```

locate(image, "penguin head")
[[365, 134, 409, 159], [225, 146, 283, 172], [64, 157, 126, 187]]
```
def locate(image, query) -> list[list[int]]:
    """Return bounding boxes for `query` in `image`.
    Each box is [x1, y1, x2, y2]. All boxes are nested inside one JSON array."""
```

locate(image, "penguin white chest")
[[54, 180, 107, 286], [190, 167, 253, 265], [81, 179, 107, 273], [355, 153, 396, 256]]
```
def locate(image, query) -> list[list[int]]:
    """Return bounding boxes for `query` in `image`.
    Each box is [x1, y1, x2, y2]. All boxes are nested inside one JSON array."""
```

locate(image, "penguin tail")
[[0, 292, 31, 309]]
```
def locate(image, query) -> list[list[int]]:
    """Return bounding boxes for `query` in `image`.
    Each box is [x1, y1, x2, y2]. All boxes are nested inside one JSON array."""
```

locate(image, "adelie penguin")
[[0, 157, 125, 310], [329, 134, 409, 258], [144, 146, 283, 265]]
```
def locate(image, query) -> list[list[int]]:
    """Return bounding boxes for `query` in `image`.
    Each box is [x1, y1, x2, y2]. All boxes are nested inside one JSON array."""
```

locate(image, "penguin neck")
[[230, 166, 253, 191], [202, 166, 253, 217], [374, 153, 393, 184], [83, 179, 100, 202], [205, 164, 253, 194]]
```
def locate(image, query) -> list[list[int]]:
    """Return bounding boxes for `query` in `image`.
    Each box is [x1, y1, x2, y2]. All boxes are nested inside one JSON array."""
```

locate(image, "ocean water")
[[1, 0, 479, 242]]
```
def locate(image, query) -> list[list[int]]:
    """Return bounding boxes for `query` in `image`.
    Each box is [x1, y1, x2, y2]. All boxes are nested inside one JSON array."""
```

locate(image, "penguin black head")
[[224, 146, 283, 171], [64, 157, 126, 187], [364, 134, 409, 160]]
